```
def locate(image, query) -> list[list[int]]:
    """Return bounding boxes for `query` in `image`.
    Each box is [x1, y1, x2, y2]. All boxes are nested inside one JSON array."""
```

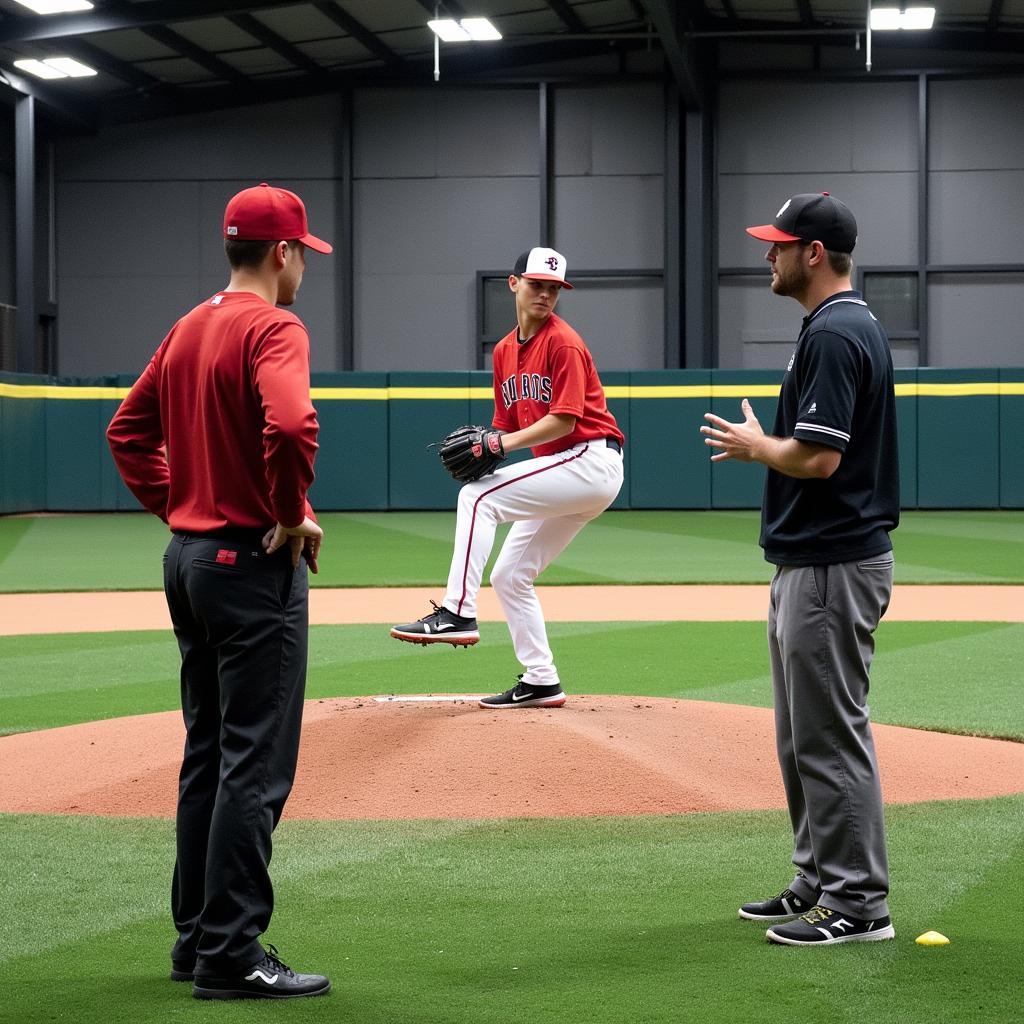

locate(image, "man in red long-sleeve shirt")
[[107, 183, 331, 1001]]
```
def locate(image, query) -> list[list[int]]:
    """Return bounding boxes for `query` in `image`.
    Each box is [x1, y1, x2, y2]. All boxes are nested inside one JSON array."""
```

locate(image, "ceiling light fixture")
[[13, 0, 95, 14], [13, 56, 97, 79], [428, 15, 502, 81], [865, 4, 935, 73], [870, 6, 936, 29]]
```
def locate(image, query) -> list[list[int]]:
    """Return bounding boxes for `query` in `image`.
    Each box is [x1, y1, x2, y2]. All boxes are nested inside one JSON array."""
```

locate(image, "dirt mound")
[[2, 695, 1022, 819]]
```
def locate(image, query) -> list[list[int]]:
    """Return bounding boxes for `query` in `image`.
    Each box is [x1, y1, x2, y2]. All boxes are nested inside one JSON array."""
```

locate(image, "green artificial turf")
[[1, 509, 1022, 591], [3, 621, 1022, 741], [1, 798, 1021, 1024]]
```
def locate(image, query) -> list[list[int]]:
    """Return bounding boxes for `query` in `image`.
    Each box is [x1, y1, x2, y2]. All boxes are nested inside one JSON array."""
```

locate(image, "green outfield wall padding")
[[603, 371, 631, 510], [1000, 368, 1024, 508], [628, 370, 711, 508], [894, 368, 917, 509], [309, 372, 389, 510], [2, 369, 1022, 514], [387, 372, 477, 509], [917, 368, 999, 508], [708, 370, 781, 510]]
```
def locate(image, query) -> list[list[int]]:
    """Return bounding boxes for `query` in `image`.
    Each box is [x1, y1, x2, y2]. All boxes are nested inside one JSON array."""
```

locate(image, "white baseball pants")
[[443, 440, 624, 687]]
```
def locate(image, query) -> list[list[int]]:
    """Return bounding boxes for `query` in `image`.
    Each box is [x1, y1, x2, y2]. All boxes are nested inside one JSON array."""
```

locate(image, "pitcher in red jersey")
[[391, 247, 625, 708]]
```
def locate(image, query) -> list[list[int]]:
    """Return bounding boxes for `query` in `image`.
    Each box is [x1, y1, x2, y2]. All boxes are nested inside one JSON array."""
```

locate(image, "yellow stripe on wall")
[[2, 381, 1022, 401]]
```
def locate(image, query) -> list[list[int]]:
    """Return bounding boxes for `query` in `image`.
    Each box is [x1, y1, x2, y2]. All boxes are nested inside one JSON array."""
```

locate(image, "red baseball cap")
[[223, 182, 332, 254]]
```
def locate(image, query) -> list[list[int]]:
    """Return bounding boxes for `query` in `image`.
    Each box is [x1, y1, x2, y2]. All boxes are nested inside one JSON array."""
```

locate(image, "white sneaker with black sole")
[[766, 906, 895, 946], [390, 600, 479, 647], [478, 675, 566, 709], [738, 887, 820, 921]]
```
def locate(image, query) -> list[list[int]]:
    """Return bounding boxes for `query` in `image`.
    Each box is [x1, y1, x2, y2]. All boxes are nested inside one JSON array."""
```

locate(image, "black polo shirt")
[[761, 289, 900, 566]]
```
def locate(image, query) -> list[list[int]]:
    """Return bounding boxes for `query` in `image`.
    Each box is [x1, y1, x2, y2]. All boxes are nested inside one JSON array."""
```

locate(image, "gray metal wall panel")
[[353, 88, 538, 179], [553, 176, 663, 268], [718, 172, 918, 267], [58, 96, 339, 181], [718, 276, 802, 370], [928, 273, 1024, 367], [553, 84, 665, 177], [928, 170, 1024, 265], [718, 81, 918, 175], [355, 274, 477, 371], [57, 275, 202, 376], [551, 283, 664, 371], [929, 79, 1024, 171]]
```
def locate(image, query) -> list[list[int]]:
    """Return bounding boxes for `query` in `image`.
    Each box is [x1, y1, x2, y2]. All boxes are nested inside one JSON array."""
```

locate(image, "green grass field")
[[1, 509, 1023, 590], [1, 510, 1022, 1022]]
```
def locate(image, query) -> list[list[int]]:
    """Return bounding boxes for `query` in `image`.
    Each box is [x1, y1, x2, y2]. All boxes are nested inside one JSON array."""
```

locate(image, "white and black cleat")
[[390, 600, 479, 647]]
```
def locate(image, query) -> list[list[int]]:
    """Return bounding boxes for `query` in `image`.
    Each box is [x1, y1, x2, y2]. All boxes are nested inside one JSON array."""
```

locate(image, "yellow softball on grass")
[[915, 931, 950, 946]]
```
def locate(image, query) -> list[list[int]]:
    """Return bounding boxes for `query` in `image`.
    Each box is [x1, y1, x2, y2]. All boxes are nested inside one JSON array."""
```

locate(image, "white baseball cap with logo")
[[513, 247, 574, 289]]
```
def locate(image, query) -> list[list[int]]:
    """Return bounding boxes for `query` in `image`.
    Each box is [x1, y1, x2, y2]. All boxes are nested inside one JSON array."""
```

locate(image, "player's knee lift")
[[489, 557, 538, 603]]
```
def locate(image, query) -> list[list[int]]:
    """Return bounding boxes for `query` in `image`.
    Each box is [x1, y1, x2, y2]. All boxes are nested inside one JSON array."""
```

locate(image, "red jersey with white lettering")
[[107, 291, 319, 532], [490, 312, 623, 458]]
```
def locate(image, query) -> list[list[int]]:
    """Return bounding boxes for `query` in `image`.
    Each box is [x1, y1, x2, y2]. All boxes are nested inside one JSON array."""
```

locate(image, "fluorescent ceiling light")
[[13, 0, 94, 14], [460, 18, 502, 41], [43, 56, 97, 77], [13, 56, 97, 79], [13, 58, 68, 79], [900, 6, 936, 28], [870, 6, 936, 30], [428, 19, 471, 42], [428, 17, 501, 42]]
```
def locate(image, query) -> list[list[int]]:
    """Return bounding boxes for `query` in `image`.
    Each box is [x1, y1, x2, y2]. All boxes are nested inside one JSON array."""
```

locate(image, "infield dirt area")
[[2, 584, 1022, 820]]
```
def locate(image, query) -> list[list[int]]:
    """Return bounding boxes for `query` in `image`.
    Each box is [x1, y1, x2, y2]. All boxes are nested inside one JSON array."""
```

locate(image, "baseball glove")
[[436, 425, 506, 483]]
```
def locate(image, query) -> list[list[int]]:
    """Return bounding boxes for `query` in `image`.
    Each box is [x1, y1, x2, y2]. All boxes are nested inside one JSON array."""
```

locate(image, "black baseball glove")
[[435, 425, 506, 483]]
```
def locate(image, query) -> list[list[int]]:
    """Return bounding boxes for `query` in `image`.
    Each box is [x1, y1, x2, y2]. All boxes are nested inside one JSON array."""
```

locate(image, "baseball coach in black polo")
[[701, 192, 900, 946]]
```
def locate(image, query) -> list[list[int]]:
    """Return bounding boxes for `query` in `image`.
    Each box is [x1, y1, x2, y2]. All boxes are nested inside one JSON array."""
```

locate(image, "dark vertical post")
[[15, 94, 36, 373], [684, 104, 715, 368], [539, 82, 552, 246], [338, 88, 354, 370], [663, 83, 682, 367], [917, 72, 929, 366]]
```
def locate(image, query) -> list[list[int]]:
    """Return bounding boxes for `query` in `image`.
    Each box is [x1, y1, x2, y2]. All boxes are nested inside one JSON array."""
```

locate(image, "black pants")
[[163, 531, 309, 976]]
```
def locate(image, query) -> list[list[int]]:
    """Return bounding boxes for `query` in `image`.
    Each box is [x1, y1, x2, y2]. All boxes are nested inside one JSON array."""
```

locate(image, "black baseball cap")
[[746, 193, 858, 254]]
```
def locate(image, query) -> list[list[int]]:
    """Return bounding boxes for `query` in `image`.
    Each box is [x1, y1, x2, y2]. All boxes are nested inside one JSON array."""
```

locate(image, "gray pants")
[[768, 552, 894, 920]]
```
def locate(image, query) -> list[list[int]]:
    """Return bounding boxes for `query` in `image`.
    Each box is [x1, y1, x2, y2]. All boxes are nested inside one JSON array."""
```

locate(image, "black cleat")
[[192, 945, 331, 1000], [479, 675, 566, 709], [739, 887, 820, 921], [390, 600, 479, 647], [766, 906, 895, 946]]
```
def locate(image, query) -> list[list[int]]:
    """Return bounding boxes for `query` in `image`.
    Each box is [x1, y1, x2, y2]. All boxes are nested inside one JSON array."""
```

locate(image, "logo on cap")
[[546, 256, 559, 271]]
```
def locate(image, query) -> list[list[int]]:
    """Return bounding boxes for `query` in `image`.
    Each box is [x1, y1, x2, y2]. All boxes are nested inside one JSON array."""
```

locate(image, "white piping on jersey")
[[805, 297, 867, 326], [795, 422, 851, 443]]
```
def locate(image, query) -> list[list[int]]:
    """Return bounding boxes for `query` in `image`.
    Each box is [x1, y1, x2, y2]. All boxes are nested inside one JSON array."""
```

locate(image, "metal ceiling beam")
[[638, 0, 704, 108], [0, 66, 95, 130], [309, 1, 404, 68], [412, 0, 467, 18], [0, 0, 311, 46], [228, 13, 329, 79], [987, 0, 1005, 31], [545, 0, 588, 33], [795, 0, 816, 26], [54, 37, 167, 92], [142, 25, 252, 87]]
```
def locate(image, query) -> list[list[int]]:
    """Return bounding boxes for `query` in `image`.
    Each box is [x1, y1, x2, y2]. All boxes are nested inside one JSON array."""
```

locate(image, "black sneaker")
[[766, 906, 895, 946], [192, 945, 331, 1000], [479, 676, 566, 709], [390, 600, 479, 647], [738, 887, 820, 921]]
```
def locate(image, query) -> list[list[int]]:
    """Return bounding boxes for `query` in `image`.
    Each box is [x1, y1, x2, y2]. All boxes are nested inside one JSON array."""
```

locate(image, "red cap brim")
[[746, 224, 803, 243], [300, 232, 333, 255], [523, 273, 573, 290]]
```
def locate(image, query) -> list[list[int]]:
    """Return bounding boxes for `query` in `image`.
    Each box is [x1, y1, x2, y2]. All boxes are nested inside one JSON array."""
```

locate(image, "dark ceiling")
[[0, 0, 1021, 128]]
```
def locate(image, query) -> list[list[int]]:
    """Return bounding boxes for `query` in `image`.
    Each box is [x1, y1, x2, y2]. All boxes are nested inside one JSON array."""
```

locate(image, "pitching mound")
[[2, 695, 1023, 819]]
